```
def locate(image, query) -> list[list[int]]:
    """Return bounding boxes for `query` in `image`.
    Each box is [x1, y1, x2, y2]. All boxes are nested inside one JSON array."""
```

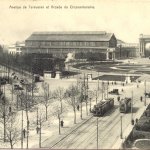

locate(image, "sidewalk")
[[112, 104, 148, 149], [39, 115, 93, 149]]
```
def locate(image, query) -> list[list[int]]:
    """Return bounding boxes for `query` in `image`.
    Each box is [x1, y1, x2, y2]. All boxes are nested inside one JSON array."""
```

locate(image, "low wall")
[[132, 129, 150, 139]]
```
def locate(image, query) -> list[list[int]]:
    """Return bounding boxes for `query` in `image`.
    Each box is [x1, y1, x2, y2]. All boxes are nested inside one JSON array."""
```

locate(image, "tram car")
[[119, 97, 131, 113], [91, 98, 114, 116]]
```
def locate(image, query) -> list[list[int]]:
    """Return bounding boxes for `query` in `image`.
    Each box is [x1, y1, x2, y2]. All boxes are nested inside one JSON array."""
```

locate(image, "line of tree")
[[0, 47, 65, 78], [0, 74, 100, 149]]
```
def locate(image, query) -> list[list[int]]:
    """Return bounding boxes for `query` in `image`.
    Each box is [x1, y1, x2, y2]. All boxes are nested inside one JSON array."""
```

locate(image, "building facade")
[[116, 43, 139, 59], [8, 42, 25, 55], [25, 31, 117, 60]]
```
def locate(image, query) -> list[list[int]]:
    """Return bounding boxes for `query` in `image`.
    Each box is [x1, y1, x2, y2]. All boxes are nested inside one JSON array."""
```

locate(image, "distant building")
[[24, 31, 117, 60], [8, 41, 25, 55], [116, 42, 139, 58]]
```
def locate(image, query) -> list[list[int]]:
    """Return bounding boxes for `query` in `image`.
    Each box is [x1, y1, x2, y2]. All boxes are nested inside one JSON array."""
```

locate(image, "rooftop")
[[26, 31, 114, 42]]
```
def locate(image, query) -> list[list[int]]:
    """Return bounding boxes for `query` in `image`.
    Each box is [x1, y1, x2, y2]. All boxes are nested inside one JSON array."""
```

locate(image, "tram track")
[[52, 83, 144, 149]]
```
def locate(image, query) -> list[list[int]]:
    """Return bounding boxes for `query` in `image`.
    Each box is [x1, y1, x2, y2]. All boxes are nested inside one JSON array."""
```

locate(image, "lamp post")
[[97, 72, 100, 91], [144, 80, 146, 106], [95, 90, 98, 104], [131, 91, 133, 123], [97, 117, 99, 150], [21, 97, 23, 149], [106, 83, 108, 98], [88, 90, 93, 112], [102, 81, 104, 100], [120, 115, 123, 139]]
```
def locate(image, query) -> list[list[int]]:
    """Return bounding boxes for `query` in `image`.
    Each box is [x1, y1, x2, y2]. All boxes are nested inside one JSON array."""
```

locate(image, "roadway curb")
[[42, 115, 93, 149]]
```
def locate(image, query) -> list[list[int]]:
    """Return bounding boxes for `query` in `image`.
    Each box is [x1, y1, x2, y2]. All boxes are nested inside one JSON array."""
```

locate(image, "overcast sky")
[[1, 0, 150, 45]]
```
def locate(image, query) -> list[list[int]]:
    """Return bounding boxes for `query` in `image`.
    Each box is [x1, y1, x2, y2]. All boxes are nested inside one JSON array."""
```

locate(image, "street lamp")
[[102, 81, 104, 100], [97, 117, 99, 149], [88, 90, 93, 112], [120, 115, 123, 139], [131, 90, 134, 124], [144, 80, 146, 106], [95, 90, 98, 104]]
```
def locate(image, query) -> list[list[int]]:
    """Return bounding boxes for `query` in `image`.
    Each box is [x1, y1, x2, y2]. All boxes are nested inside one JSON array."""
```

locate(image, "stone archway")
[[139, 34, 150, 57], [106, 48, 116, 60]]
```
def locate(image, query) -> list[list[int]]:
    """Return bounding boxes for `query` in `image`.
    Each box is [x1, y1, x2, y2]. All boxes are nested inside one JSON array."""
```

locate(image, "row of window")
[[26, 48, 107, 54], [26, 41, 109, 47]]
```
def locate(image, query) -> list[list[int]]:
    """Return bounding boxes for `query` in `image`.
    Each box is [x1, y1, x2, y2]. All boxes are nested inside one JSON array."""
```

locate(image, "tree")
[[77, 75, 89, 118], [31, 107, 46, 148], [41, 82, 53, 120], [65, 85, 80, 124], [51, 101, 67, 135], [18, 85, 31, 149], [0, 89, 9, 142], [5, 112, 20, 149], [0, 103, 20, 149], [53, 87, 65, 113]]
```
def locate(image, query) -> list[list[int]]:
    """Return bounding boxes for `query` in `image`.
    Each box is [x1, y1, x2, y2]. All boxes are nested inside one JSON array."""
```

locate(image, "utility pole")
[[86, 76, 88, 116], [131, 91, 133, 122], [37, 107, 39, 126], [80, 86, 83, 120], [98, 72, 100, 91], [31, 72, 34, 104], [3, 84, 6, 142], [120, 115, 123, 139], [144, 80, 146, 106], [97, 118, 99, 150], [21, 97, 23, 149], [102, 81, 103, 100], [39, 116, 42, 148], [95, 90, 97, 104], [106, 83, 108, 98]]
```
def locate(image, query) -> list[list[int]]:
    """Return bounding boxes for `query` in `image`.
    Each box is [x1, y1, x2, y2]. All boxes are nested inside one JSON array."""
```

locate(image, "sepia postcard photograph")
[[0, 0, 150, 149]]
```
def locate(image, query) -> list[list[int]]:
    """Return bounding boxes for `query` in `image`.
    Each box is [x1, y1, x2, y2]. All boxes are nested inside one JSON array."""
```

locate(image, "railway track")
[[51, 83, 145, 149]]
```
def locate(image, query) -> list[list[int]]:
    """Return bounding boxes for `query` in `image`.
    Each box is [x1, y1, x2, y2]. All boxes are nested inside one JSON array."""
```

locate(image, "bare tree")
[[77, 76, 89, 118], [65, 84, 80, 124], [0, 104, 20, 149], [87, 90, 95, 112], [53, 87, 65, 113], [51, 101, 68, 135], [5, 112, 20, 149], [0, 90, 9, 142], [31, 107, 46, 148], [18, 85, 31, 149], [41, 82, 53, 120]]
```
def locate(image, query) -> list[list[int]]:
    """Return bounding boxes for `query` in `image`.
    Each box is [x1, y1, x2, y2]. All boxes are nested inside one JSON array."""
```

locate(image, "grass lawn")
[[93, 75, 140, 82]]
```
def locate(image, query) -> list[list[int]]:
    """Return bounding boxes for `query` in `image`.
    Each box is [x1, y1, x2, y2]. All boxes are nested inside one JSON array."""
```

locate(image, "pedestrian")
[[135, 118, 138, 124], [9, 106, 11, 113], [140, 96, 143, 102], [145, 111, 147, 117], [117, 96, 120, 101], [77, 105, 79, 111], [23, 129, 26, 138], [36, 127, 39, 134], [131, 119, 134, 125], [61, 120, 64, 127], [27, 120, 30, 127], [122, 89, 124, 92]]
